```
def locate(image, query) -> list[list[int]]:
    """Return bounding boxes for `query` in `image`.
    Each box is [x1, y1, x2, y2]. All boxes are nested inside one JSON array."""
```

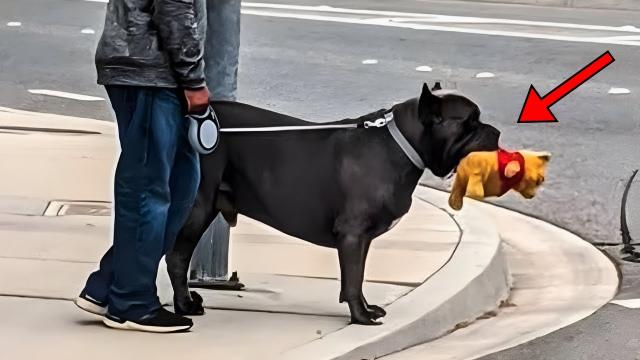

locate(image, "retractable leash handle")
[[187, 105, 221, 155]]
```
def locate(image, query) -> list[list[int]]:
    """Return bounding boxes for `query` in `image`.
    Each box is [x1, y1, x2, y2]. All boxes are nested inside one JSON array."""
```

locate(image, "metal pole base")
[[188, 271, 245, 291]]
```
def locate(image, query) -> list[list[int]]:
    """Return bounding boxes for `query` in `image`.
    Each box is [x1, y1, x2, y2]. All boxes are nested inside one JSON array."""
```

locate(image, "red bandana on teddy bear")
[[497, 148, 525, 196]]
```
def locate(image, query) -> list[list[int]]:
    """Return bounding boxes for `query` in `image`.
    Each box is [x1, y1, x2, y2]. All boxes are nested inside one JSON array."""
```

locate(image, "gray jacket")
[[95, 0, 207, 89]]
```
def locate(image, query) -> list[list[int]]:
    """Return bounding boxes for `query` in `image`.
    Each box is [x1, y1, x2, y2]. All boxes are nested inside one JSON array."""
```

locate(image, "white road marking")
[[28, 89, 105, 101], [611, 299, 640, 308], [415, 65, 433, 72], [7, 22, 22, 27], [240, 3, 640, 47], [81, 28, 95, 34], [362, 59, 378, 64], [82, 0, 640, 46], [243, 3, 640, 33], [608, 87, 631, 94], [476, 72, 495, 78]]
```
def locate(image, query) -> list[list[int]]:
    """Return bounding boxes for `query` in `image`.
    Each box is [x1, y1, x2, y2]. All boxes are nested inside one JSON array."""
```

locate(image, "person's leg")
[[106, 87, 184, 320], [163, 114, 200, 256], [190, 0, 240, 282], [204, 0, 240, 101], [80, 86, 143, 306]]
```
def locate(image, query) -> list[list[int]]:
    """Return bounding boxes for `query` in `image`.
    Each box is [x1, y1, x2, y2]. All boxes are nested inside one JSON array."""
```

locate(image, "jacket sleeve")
[[153, 0, 206, 89]]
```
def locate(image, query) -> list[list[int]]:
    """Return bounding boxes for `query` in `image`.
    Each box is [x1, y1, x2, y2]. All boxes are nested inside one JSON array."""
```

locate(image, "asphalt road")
[[0, 0, 639, 358]]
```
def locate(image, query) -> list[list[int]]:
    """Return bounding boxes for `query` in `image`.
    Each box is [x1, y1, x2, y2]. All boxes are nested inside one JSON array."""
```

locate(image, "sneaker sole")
[[75, 297, 107, 316], [103, 317, 192, 333]]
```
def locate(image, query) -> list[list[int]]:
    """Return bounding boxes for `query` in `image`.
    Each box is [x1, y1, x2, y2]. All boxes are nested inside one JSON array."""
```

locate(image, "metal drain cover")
[[43, 200, 112, 216]]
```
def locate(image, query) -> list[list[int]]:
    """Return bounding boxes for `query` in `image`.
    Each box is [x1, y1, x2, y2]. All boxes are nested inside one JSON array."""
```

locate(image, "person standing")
[[189, 0, 241, 287], [74, 0, 209, 333]]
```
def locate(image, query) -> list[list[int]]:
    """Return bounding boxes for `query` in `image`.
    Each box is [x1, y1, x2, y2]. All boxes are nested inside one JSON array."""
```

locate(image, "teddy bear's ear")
[[504, 161, 521, 178], [537, 152, 551, 162]]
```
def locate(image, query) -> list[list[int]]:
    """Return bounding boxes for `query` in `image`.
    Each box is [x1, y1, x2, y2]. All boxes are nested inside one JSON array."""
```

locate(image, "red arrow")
[[518, 51, 615, 123]]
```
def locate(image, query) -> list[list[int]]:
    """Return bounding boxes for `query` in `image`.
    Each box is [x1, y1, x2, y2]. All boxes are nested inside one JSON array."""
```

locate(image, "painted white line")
[[6, 22, 22, 27], [415, 65, 433, 72], [243, 3, 640, 33], [85, 0, 108, 2], [240, 7, 640, 47], [28, 89, 105, 101], [611, 299, 640, 308], [608, 87, 631, 95], [362, 59, 378, 64], [475, 72, 495, 78], [81, 28, 96, 34]]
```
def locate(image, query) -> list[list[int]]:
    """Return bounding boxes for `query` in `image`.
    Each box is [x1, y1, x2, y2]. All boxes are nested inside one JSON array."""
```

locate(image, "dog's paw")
[[367, 304, 386, 319], [174, 291, 205, 316], [348, 301, 383, 325], [350, 314, 383, 326]]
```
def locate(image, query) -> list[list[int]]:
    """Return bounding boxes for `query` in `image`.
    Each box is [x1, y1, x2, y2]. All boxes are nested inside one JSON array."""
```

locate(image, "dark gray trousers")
[[189, 0, 240, 281]]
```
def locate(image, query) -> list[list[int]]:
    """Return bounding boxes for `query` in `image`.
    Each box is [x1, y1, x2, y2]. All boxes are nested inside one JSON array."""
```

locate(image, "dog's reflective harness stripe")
[[219, 111, 426, 170]]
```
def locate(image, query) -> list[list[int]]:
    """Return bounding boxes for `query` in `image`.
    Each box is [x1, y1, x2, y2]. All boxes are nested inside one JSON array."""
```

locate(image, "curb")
[[279, 187, 511, 360], [450, 0, 640, 11], [386, 191, 619, 359]]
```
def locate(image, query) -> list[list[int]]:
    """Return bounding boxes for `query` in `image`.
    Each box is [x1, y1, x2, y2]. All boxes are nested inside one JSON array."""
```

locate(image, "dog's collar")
[[366, 112, 425, 170]]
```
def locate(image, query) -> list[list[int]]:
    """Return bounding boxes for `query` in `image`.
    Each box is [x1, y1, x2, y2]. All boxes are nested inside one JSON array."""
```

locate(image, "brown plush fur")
[[448, 150, 551, 210]]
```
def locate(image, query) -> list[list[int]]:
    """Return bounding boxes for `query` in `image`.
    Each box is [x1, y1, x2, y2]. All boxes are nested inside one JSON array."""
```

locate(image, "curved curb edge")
[[279, 187, 511, 360]]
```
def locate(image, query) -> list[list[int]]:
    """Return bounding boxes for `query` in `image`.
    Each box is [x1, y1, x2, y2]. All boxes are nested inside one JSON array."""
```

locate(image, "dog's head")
[[411, 83, 500, 177], [512, 151, 551, 199]]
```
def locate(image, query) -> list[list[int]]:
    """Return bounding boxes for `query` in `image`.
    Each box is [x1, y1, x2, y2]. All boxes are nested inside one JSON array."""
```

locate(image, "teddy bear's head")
[[511, 151, 551, 199]]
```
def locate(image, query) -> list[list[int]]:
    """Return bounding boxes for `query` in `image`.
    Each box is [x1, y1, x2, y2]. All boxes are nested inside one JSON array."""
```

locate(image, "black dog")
[[166, 83, 500, 325]]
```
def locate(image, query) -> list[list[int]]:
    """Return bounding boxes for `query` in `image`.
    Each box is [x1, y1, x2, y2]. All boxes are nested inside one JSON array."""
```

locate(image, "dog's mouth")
[[434, 124, 500, 178]]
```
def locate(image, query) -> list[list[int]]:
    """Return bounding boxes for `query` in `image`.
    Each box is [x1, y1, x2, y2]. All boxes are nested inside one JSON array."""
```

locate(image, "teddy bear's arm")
[[448, 171, 468, 210], [465, 172, 485, 200]]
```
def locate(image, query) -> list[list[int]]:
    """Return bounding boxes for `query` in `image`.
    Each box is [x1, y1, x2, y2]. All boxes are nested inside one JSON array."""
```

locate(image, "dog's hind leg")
[[166, 193, 218, 316], [360, 240, 386, 319], [337, 233, 381, 325]]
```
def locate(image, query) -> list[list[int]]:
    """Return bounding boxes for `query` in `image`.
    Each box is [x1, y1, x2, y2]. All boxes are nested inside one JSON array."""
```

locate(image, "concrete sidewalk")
[[0, 108, 508, 359]]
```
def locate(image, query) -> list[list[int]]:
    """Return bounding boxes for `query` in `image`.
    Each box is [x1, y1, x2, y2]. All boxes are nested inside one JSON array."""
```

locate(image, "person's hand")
[[184, 87, 210, 113]]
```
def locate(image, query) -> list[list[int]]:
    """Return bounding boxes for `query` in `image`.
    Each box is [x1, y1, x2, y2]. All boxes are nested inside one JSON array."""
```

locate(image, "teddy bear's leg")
[[448, 173, 468, 211], [465, 174, 485, 200]]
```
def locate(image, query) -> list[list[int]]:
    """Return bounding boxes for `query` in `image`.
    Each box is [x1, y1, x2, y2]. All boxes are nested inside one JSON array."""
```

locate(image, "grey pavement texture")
[[481, 304, 640, 360], [1, 0, 638, 247], [453, 0, 640, 11]]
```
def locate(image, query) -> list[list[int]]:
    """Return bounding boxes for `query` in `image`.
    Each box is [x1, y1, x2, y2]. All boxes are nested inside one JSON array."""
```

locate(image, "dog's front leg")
[[338, 234, 381, 326], [360, 241, 386, 319]]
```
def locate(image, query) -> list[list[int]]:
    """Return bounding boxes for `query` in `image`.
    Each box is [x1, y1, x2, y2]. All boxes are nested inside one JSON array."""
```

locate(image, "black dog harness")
[[188, 108, 426, 170]]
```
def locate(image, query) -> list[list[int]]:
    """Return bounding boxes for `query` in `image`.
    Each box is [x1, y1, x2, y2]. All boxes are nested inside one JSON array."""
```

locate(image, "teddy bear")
[[448, 149, 551, 210]]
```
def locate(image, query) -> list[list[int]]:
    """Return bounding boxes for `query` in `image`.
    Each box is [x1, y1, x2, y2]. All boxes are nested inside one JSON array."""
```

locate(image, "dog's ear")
[[431, 81, 442, 91], [418, 83, 441, 121]]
